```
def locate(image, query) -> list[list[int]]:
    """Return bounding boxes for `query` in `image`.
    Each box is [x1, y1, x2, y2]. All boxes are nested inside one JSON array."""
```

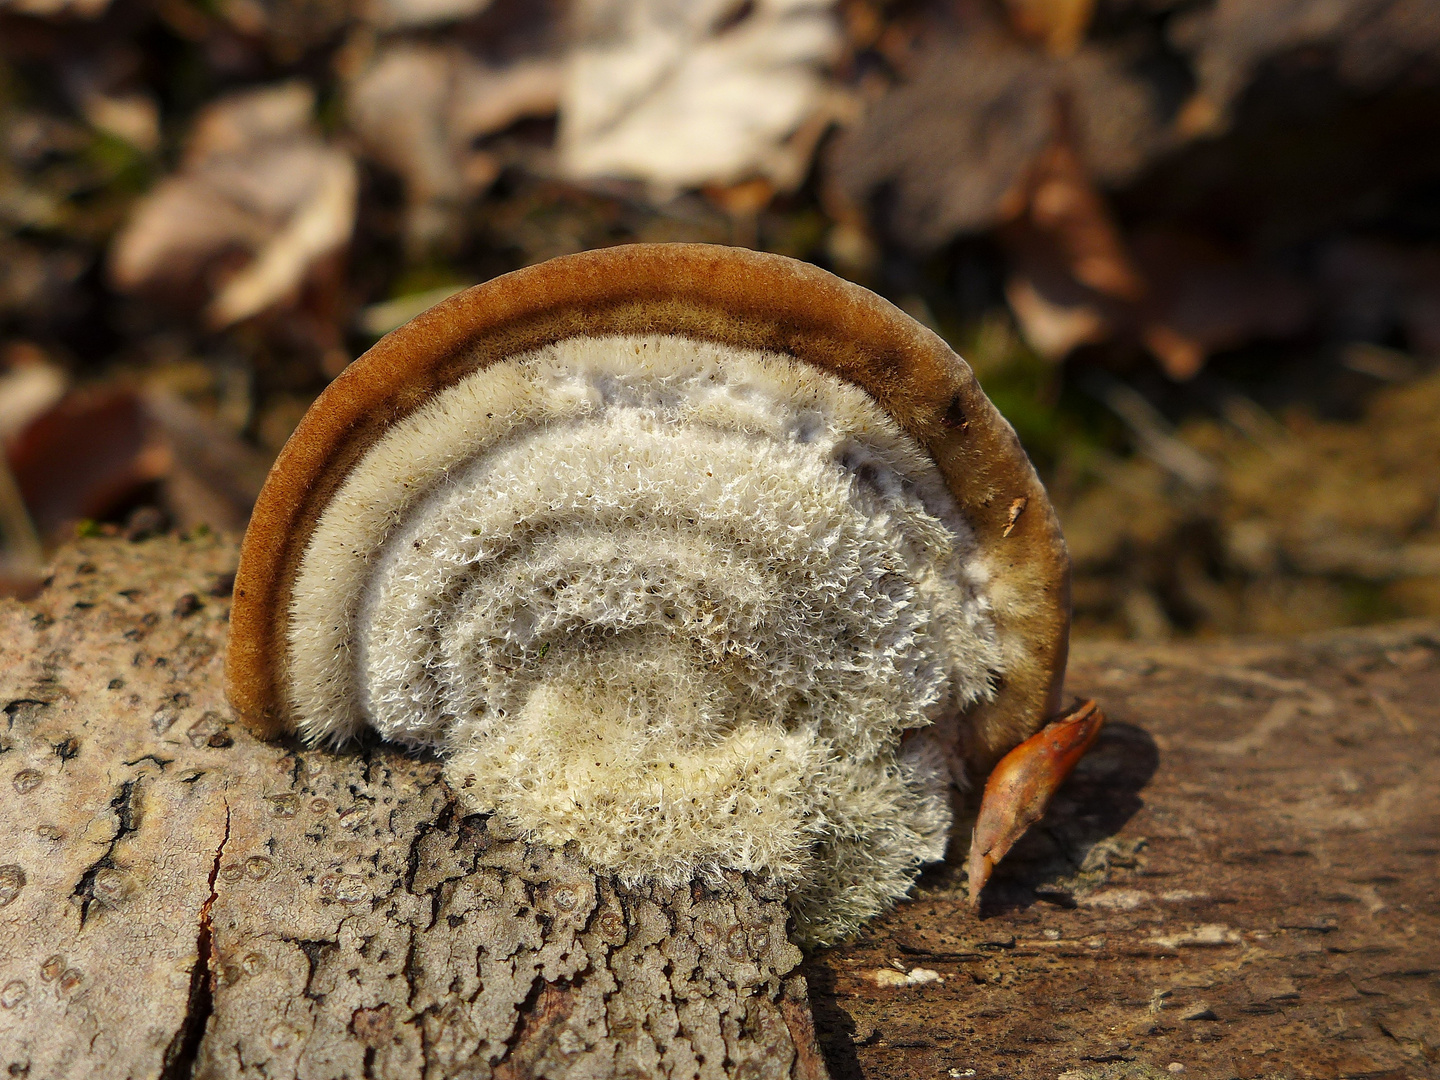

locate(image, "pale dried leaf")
[[362, 0, 490, 28], [60, 53, 161, 154], [0, 351, 68, 445], [109, 83, 357, 327], [186, 82, 315, 164], [77, 92, 161, 153], [357, 284, 468, 337], [206, 150, 356, 327], [0, 0, 111, 17], [109, 177, 267, 294], [1005, 276, 1109, 360], [347, 45, 559, 250], [559, 0, 842, 192], [871, 966, 944, 987], [452, 57, 562, 141], [348, 45, 459, 210]]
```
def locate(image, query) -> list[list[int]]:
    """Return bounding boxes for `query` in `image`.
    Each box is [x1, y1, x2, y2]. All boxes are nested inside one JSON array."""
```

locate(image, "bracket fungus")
[[226, 243, 1077, 947]]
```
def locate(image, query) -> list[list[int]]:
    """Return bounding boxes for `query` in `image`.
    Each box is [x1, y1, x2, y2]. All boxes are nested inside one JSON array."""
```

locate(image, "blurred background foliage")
[[2, 0, 1439, 639]]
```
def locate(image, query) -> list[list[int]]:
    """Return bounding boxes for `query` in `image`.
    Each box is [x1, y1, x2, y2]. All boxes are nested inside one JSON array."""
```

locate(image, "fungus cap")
[[225, 243, 1070, 943]]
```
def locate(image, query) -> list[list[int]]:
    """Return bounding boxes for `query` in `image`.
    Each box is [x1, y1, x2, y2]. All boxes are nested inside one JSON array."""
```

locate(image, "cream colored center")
[[288, 334, 1002, 944]]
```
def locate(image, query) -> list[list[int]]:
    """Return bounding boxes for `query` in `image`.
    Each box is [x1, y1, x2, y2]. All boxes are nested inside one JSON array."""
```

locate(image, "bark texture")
[[1, 536, 1437, 1080], [809, 625, 1440, 1080], [0, 536, 825, 1080]]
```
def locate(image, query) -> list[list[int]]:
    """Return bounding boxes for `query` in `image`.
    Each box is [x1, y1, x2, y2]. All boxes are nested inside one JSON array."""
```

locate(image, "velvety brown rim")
[[225, 243, 1070, 769]]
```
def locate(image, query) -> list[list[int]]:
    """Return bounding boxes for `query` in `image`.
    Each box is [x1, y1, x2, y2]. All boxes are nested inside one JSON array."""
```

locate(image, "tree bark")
[[1, 536, 1436, 1079]]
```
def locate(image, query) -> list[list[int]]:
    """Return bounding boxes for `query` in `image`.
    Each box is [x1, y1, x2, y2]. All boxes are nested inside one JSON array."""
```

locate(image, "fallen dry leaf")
[[967, 699, 1106, 908], [1000, 115, 1145, 360], [347, 44, 560, 252], [559, 0, 843, 193], [829, 33, 1167, 249], [1024, 134, 1145, 302], [0, 345, 68, 445], [0, 348, 53, 593], [60, 49, 160, 153], [1131, 230, 1312, 379], [109, 82, 357, 329], [1003, 275, 1109, 360], [871, 967, 944, 988], [1170, 0, 1440, 136], [4, 377, 269, 546], [1148, 924, 1241, 950], [141, 387, 270, 533], [1004, 177, 1313, 374], [357, 284, 468, 337], [361, 0, 491, 29], [6, 386, 170, 543], [0, 0, 111, 17], [1003, 0, 1096, 56]]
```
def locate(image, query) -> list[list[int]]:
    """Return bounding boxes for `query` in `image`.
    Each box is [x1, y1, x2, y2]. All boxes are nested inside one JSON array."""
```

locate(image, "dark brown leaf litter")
[[828, 0, 1440, 378], [0, 536, 1436, 1079]]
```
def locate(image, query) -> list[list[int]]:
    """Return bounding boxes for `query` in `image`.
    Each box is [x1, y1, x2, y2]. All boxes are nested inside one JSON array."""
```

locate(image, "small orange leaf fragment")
[[967, 699, 1105, 908]]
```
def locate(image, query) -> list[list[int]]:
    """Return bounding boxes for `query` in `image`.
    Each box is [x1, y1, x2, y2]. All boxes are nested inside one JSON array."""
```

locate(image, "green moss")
[[83, 132, 154, 194], [1341, 578, 1405, 625], [936, 313, 1118, 475], [388, 265, 469, 300]]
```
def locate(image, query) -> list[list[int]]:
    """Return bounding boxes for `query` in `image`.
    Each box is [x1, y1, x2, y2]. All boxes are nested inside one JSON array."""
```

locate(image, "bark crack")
[[160, 800, 229, 1080], [73, 778, 141, 928], [289, 937, 340, 1001]]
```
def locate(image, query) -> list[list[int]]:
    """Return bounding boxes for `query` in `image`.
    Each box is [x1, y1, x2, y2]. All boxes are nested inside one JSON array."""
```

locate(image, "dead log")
[[1, 535, 1436, 1079], [810, 622, 1440, 1080]]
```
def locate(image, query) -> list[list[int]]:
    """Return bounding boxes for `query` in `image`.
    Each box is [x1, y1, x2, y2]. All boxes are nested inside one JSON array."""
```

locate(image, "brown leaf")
[[7, 386, 169, 543], [828, 33, 1168, 250], [967, 699, 1106, 908], [5, 379, 270, 546], [1003, 0, 1096, 56], [346, 45, 560, 252], [1000, 110, 1146, 359], [109, 83, 357, 329], [1021, 128, 1146, 303], [141, 388, 269, 533], [0, 345, 68, 446], [1131, 229, 1313, 378]]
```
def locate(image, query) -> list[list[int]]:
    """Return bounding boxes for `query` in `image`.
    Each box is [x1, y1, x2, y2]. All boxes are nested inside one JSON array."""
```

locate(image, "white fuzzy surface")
[[289, 334, 1002, 943]]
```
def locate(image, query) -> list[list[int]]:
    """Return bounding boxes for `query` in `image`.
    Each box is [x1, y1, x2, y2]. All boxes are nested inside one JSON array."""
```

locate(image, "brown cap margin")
[[225, 243, 1070, 770]]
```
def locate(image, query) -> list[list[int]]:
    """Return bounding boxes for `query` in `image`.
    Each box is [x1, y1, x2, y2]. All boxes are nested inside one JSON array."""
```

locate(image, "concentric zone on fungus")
[[225, 244, 1070, 943]]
